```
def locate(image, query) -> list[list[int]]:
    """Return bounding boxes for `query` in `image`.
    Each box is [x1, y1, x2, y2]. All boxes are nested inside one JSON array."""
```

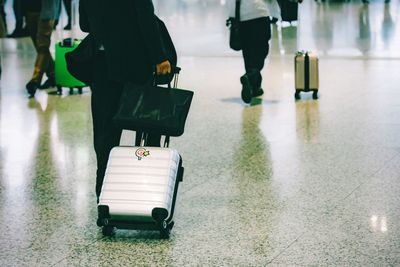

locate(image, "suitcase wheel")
[[102, 225, 115, 237], [294, 90, 301, 100], [312, 90, 318, 100], [159, 220, 171, 239]]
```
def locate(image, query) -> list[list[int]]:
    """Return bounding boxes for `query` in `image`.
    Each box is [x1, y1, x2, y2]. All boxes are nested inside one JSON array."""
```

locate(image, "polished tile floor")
[[1, 0, 400, 266]]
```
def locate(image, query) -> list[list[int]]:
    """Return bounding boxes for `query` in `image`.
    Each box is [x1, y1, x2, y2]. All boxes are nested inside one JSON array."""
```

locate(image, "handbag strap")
[[235, 0, 241, 22]]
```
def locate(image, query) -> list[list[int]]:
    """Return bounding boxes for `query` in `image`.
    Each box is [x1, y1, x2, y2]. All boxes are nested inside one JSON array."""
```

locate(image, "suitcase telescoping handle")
[[304, 52, 310, 91], [139, 132, 171, 148], [172, 66, 181, 89]]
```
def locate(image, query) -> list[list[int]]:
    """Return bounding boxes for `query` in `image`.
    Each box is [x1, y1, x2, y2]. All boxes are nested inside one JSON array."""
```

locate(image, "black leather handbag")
[[113, 69, 194, 137], [226, 0, 241, 51]]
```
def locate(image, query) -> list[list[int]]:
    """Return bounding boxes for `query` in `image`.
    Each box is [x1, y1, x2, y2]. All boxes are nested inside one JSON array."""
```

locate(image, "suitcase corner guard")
[[152, 208, 169, 222]]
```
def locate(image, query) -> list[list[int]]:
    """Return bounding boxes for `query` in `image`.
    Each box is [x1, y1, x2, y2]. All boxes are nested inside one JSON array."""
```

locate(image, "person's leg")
[[62, 0, 72, 29], [25, 12, 56, 89], [14, 0, 23, 30], [240, 17, 271, 100], [25, 12, 40, 47], [8, 0, 24, 37], [26, 19, 55, 96], [91, 52, 124, 201], [0, 3, 7, 33]]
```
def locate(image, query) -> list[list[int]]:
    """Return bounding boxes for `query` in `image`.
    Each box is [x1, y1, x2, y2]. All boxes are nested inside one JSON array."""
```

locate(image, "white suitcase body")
[[295, 51, 319, 99], [97, 146, 183, 237]]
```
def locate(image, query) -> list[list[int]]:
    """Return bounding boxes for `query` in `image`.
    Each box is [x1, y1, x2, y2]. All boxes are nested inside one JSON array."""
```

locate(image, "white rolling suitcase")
[[97, 136, 184, 238], [295, 51, 319, 100], [97, 65, 193, 239]]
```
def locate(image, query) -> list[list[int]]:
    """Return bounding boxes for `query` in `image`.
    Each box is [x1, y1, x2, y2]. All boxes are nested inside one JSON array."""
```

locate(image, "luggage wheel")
[[294, 90, 301, 100], [312, 90, 318, 99], [102, 225, 115, 236], [159, 220, 171, 239]]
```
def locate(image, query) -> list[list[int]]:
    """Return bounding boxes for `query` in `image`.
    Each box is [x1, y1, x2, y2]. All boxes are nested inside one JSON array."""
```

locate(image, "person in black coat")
[[79, 0, 172, 202]]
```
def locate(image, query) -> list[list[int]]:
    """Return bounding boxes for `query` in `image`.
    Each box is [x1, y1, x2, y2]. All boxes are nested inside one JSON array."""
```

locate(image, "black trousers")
[[13, 0, 24, 30], [62, 0, 71, 24], [91, 52, 124, 199], [240, 17, 271, 87], [91, 52, 161, 199]]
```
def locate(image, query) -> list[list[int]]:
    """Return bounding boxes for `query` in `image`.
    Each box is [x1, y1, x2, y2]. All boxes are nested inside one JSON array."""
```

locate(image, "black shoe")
[[240, 74, 253, 104], [252, 87, 264, 97], [269, 17, 279, 24], [63, 23, 72, 30], [39, 78, 56, 89], [7, 28, 28, 38], [26, 80, 39, 97], [53, 20, 59, 30]]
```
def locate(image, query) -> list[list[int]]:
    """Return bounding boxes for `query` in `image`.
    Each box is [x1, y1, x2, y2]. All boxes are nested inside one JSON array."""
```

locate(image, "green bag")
[[55, 39, 86, 94]]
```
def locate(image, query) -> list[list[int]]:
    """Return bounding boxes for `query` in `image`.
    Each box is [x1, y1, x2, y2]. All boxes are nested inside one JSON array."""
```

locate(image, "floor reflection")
[[295, 99, 320, 144], [358, 4, 373, 55], [381, 3, 396, 49], [235, 105, 273, 181], [232, 104, 276, 257]]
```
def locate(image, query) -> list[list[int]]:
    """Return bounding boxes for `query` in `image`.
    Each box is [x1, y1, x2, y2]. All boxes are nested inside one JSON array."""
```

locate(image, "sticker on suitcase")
[[135, 148, 150, 160]]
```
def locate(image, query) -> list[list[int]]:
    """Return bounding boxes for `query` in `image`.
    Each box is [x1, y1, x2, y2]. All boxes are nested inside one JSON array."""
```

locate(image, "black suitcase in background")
[[277, 0, 298, 22]]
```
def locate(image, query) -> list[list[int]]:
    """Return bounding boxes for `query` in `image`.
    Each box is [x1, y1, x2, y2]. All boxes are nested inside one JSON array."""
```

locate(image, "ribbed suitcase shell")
[[295, 52, 319, 91], [98, 146, 180, 222]]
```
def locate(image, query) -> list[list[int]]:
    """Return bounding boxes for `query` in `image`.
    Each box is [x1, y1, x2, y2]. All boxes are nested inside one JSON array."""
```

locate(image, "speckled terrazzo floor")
[[1, 0, 400, 266]]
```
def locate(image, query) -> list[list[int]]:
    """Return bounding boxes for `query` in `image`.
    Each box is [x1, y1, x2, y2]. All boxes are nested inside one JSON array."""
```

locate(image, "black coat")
[[79, 0, 167, 84]]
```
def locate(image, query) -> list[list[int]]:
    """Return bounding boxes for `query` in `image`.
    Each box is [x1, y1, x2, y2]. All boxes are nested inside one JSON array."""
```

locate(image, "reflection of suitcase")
[[295, 51, 319, 100], [55, 39, 86, 95], [277, 0, 298, 22], [97, 140, 184, 239]]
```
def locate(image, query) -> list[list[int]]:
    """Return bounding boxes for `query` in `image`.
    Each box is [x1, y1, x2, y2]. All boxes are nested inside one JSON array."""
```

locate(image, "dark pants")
[[13, 0, 24, 30], [91, 52, 161, 199], [91, 52, 124, 199], [25, 12, 55, 81], [26, 15, 55, 83], [240, 17, 271, 87], [0, 3, 6, 31], [62, 0, 71, 25]]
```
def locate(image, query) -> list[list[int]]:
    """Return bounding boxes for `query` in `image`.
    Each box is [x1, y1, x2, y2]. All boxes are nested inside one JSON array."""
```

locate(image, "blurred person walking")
[[229, 0, 271, 104], [25, 0, 60, 97]]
